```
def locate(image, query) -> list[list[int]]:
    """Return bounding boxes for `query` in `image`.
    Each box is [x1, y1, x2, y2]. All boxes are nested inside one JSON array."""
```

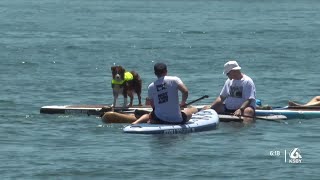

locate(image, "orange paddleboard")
[[101, 111, 137, 123]]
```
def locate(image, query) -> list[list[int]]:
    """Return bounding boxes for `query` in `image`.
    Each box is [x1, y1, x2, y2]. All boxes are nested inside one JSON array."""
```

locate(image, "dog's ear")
[[111, 66, 115, 71], [120, 67, 126, 74]]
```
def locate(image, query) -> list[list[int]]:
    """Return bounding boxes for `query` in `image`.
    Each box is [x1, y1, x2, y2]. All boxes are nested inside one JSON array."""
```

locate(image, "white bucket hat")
[[223, 60, 241, 74]]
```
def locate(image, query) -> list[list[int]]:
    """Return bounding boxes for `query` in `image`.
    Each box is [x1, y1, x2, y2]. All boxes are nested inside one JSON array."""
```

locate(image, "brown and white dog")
[[111, 66, 142, 107]]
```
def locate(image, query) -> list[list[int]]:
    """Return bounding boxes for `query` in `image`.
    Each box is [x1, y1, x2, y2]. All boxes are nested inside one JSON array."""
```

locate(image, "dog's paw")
[[122, 103, 131, 108]]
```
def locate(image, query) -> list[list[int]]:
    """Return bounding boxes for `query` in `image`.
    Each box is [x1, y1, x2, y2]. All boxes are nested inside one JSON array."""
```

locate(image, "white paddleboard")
[[123, 109, 219, 134]]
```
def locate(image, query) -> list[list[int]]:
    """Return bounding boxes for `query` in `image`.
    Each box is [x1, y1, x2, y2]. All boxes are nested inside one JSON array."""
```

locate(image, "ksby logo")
[[288, 148, 302, 163]]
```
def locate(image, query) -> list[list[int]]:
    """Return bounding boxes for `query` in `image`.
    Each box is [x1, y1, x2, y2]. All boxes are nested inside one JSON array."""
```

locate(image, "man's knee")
[[244, 107, 255, 115]]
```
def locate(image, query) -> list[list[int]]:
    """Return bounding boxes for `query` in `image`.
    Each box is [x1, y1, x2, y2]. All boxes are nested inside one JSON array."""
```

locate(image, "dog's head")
[[111, 66, 126, 82]]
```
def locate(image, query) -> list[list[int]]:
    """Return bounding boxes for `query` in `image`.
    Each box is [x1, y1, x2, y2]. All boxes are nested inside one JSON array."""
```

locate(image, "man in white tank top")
[[132, 63, 195, 124], [205, 60, 256, 123]]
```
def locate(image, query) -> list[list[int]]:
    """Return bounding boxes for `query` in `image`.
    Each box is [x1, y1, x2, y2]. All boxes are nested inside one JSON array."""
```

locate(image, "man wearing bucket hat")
[[206, 60, 256, 123]]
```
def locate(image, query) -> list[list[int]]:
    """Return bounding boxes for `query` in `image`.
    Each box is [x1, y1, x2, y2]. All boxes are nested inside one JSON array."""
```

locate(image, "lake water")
[[1, 0, 319, 179]]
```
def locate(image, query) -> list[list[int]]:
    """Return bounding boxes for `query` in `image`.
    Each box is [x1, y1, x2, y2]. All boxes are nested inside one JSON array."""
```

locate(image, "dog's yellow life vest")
[[111, 72, 133, 85]]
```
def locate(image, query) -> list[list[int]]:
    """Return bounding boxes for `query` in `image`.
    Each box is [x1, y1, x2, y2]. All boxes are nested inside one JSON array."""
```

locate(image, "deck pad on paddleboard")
[[123, 109, 219, 134]]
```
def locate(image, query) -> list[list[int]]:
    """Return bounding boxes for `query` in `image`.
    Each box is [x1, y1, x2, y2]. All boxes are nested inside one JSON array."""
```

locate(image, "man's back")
[[148, 76, 183, 122]]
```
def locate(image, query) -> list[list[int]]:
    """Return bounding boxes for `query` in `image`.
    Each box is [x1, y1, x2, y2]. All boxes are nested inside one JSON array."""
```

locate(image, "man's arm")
[[233, 98, 254, 116], [210, 95, 226, 109], [178, 83, 188, 107]]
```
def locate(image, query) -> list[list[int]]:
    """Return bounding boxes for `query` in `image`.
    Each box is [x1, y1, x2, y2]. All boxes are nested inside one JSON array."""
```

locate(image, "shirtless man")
[[288, 96, 320, 107]]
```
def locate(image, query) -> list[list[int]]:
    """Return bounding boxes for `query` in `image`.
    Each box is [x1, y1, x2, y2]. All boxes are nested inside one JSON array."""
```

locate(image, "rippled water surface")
[[1, 0, 320, 179]]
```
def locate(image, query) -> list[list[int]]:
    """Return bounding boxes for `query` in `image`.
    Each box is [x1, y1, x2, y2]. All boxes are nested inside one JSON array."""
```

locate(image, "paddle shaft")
[[223, 113, 286, 122], [109, 95, 209, 112], [183, 95, 209, 107], [96, 95, 209, 117], [131, 95, 209, 112]]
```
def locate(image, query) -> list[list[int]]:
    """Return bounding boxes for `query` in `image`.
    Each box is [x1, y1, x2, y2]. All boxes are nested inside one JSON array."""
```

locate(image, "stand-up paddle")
[[182, 95, 209, 107], [218, 114, 287, 122], [102, 95, 209, 123], [133, 95, 209, 116]]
